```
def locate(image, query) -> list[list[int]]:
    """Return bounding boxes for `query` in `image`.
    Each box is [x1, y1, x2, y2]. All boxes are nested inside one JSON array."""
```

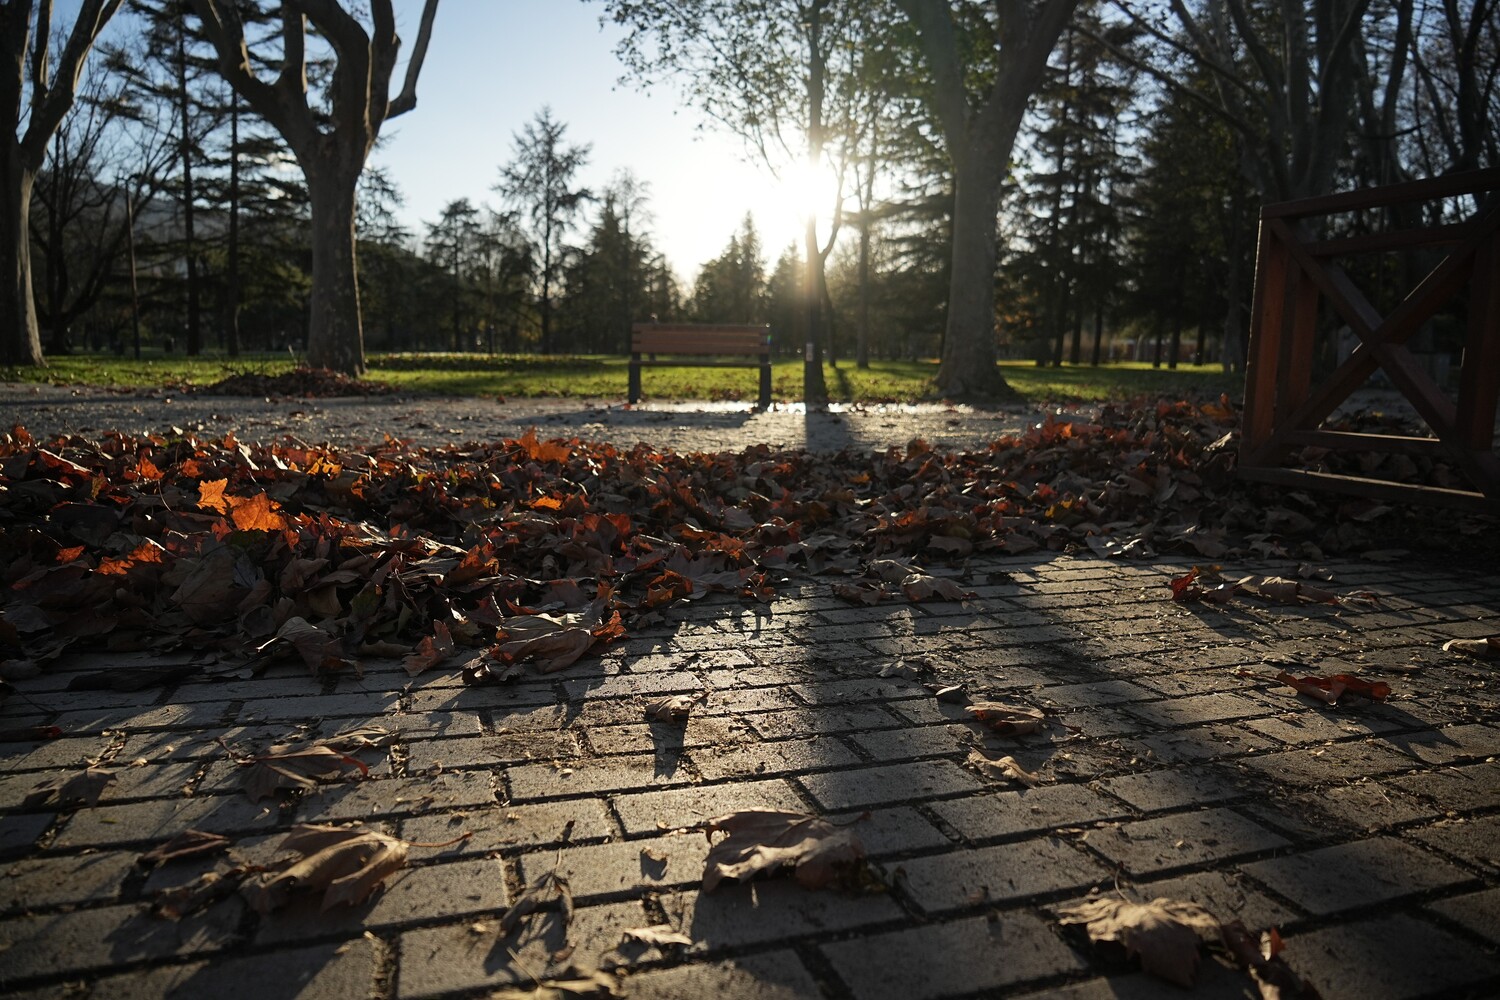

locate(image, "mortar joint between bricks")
[[367, 929, 400, 1000]]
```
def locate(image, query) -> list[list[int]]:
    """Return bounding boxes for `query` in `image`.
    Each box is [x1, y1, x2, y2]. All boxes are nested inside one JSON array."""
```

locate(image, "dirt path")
[[0, 383, 1041, 453]]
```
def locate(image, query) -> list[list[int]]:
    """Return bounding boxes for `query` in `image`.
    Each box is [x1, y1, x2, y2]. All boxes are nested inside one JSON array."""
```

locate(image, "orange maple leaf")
[[98, 542, 165, 576], [136, 456, 164, 481], [229, 492, 289, 532], [197, 479, 230, 514]]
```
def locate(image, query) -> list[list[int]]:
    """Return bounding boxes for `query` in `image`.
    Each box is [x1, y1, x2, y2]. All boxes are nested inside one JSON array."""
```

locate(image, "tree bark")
[[935, 157, 1007, 396], [0, 164, 43, 365], [305, 168, 365, 375]]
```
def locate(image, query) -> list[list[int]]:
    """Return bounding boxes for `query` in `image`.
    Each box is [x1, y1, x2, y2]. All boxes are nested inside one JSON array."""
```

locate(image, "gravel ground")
[[0, 383, 1044, 453]]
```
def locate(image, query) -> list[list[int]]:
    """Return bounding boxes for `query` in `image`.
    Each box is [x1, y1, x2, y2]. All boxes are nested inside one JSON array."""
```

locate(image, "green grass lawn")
[[1, 351, 1240, 404]]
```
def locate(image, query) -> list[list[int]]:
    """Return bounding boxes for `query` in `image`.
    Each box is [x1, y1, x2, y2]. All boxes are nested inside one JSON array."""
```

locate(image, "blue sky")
[[366, 0, 805, 280]]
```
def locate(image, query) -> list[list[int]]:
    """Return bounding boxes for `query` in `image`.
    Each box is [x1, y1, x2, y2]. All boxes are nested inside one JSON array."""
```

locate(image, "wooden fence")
[[1240, 169, 1500, 512]]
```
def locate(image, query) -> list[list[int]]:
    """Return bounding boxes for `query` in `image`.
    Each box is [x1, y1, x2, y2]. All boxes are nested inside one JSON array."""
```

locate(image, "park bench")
[[628, 322, 773, 409]]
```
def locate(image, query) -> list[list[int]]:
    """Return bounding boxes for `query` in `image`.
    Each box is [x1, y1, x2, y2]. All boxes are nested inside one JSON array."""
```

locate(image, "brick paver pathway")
[[3, 552, 1497, 999]]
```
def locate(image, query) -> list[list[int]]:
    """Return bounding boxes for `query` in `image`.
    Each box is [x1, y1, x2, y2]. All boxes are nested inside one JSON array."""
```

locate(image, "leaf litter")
[[700, 808, 867, 891]]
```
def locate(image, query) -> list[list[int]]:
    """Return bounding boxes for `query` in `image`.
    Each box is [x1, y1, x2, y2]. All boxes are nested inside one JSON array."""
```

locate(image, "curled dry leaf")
[[240, 823, 409, 913], [240, 743, 369, 802], [24, 766, 115, 808], [1057, 896, 1221, 988], [151, 865, 253, 920], [1220, 920, 1323, 1000], [1238, 575, 1339, 605], [402, 620, 455, 677], [967, 750, 1044, 787], [137, 829, 232, 867], [1443, 636, 1500, 661], [966, 702, 1046, 736], [1276, 671, 1389, 705], [701, 808, 866, 892], [645, 694, 698, 723], [899, 571, 974, 602], [622, 924, 693, 948], [255, 616, 354, 675], [489, 971, 621, 1000]]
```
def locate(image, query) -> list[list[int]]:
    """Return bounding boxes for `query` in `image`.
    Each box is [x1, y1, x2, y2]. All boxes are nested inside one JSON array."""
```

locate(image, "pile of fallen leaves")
[[194, 366, 399, 398], [0, 396, 1492, 681]]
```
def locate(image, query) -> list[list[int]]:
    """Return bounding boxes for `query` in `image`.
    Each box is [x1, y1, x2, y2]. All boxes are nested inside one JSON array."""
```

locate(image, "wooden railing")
[[1240, 169, 1500, 512]]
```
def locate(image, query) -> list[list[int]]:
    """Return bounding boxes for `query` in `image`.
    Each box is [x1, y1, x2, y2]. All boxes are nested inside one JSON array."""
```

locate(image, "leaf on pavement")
[[240, 823, 409, 913], [24, 766, 115, 807], [701, 808, 866, 892], [645, 694, 699, 723], [228, 491, 289, 532], [498, 866, 574, 938], [1443, 636, 1500, 661], [1057, 896, 1222, 988], [138, 829, 232, 867], [489, 971, 621, 1000], [255, 616, 354, 675], [240, 742, 369, 801], [152, 865, 253, 920], [622, 924, 693, 947], [402, 620, 455, 677], [1220, 920, 1323, 1000], [966, 702, 1046, 736], [1238, 575, 1339, 605], [967, 750, 1044, 786], [899, 571, 974, 602], [1275, 671, 1389, 705]]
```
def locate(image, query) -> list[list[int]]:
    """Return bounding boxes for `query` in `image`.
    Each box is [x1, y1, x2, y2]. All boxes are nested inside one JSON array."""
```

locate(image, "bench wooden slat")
[[627, 322, 773, 408]]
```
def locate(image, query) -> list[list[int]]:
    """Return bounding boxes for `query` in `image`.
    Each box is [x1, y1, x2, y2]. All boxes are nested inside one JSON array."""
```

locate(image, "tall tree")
[[495, 106, 590, 355], [0, 0, 122, 365], [895, 0, 1079, 398], [189, 0, 439, 375], [424, 197, 480, 349]]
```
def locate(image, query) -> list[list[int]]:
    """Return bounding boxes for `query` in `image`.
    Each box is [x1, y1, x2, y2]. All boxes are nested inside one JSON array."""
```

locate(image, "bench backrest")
[[631, 323, 769, 356]]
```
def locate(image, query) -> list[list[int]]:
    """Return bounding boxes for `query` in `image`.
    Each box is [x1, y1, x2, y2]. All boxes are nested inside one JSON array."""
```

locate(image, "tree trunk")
[[0, 164, 44, 365], [856, 207, 871, 368], [1090, 299, 1103, 366], [935, 161, 1008, 397], [305, 169, 365, 375], [226, 103, 240, 358]]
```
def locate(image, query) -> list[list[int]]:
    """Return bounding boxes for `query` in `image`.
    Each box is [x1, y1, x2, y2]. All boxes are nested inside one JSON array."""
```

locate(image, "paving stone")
[[1281, 913, 1500, 999], [823, 911, 1087, 1000], [401, 799, 615, 859], [1241, 710, 1403, 745], [0, 851, 135, 913], [0, 736, 115, 773], [515, 833, 708, 901], [613, 778, 805, 835], [744, 703, 901, 739], [694, 736, 861, 782], [1390, 761, 1500, 810], [298, 771, 496, 822], [703, 686, 806, 714], [408, 684, 559, 713], [1243, 837, 1472, 916], [1081, 807, 1290, 876], [1123, 692, 1270, 729], [835, 806, 951, 855], [625, 950, 823, 1000], [404, 730, 576, 771], [1238, 741, 1416, 787], [788, 677, 928, 706], [894, 838, 1109, 913], [0, 809, 52, 859], [240, 692, 400, 723], [930, 785, 1130, 841], [1098, 765, 1246, 812], [1408, 814, 1500, 870], [396, 901, 647, 998], [1035, 679, 1160, 708], [1427, 887, 1500, 944], [587, 716, 748, 755], [1384, 723, 1500, 765], [506, 753, 695, 800], [257, 856, 508, 944], [561, 672, 706, 702], [659, 879, 904, 953], [850, 724, 974, 761], [1128, 869, 1298, 932], [1124, 723, 1282, 765], [0, 898, 243, 982], [51, 794, 282, 849], [1286, 779, 1440, 832], [78, 937, 377, 1000], [799, 760, 983, 811]]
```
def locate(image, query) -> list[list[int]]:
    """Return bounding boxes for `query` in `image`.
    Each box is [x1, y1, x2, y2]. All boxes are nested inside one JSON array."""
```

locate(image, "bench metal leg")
[[628, 354, 641, 404], [758, 355, 771, 409]]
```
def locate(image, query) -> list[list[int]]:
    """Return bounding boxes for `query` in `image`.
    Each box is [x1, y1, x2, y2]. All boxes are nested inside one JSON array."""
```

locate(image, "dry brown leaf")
[[966, 702, 1046, 736], [402, 620, 455, 676], [489, 972, 621, 1000], [1220, 919, 1323, 999], [255, 616, 354, 674], [701, 808, 866, 891], [151, 866, 252, 919], [240, 743, 369, 801], [645, 694, 698, 723], [1443, 636, 1500, 660], [899, 572, 974, 602], [240, 824, 409, 913], [1238, 575, 1339, 605], [622, 924, 693, 947], [137, 829, 232, 867], [1057, 896, 1221, 987], [967, 750, 1044, 786], [24, 766, 115, 808]]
